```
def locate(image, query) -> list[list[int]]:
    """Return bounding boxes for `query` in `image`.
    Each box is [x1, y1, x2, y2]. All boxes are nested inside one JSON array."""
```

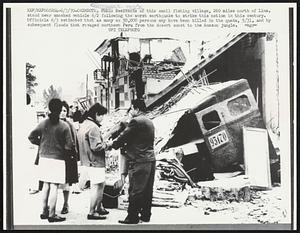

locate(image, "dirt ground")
[[11, 146, 290, 230], [13, 182, 290, 230]]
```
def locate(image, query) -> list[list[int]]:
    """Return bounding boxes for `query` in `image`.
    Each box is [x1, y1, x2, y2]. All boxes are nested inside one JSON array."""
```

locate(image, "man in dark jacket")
[[108, 99, 156, 224]]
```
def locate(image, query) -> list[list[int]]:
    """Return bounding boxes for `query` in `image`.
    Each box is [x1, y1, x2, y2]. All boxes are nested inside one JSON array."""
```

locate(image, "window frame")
[[227, 94, 251, 117], [202, 110, 222, 131]]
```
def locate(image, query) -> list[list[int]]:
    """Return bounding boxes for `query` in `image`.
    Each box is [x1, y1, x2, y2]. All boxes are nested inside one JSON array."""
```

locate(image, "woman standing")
[[77, 103, 109, 220], [59, 101, 79, 214], [28, 98, 73, 223]]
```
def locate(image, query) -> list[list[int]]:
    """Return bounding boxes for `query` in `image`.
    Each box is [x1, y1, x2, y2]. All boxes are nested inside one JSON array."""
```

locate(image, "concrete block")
[[195, 175, 251, 202]]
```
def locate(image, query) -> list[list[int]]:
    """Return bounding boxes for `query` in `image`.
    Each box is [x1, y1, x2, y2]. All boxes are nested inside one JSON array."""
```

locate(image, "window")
[[118, 77, 123, 86], [119, 85, 124, 93], [202, 110, 221, 130], [124, 92, 129, 100], [131, 90, 135, 100], [93, 70, 97, 80], [227, 95, 251, 116]]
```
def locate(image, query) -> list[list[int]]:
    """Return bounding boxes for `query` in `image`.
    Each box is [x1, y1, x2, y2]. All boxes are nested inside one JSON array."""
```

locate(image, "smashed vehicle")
[[153, 79, 278, 183]]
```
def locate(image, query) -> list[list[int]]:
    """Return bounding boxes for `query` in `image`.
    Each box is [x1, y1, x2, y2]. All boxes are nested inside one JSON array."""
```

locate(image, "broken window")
[[227, 95, 251, 116], [163, 112, 203, 150], [202, 110, 221, 130]]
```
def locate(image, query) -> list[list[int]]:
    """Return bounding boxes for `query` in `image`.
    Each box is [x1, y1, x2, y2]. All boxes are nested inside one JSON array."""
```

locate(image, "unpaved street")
[[13, 147, 289, 230]]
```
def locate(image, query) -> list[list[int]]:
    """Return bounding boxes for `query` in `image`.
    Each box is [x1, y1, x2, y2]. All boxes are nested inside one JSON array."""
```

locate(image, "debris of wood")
[[213, 171, 243, 179], [154, 180, 184, 192], [152, 189, 189, 208]]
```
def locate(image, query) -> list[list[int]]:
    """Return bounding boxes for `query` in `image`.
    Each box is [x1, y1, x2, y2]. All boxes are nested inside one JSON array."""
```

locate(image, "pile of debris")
[[99, 77, 281, 219], [117, 169, 252, 210], [186, 175, 251, 203], [184, 187, 286, 224], [117, 148, 251, 209], [152, 180, 188, 208], [101, 110, 127, 138], [147, 78, 209, 119]]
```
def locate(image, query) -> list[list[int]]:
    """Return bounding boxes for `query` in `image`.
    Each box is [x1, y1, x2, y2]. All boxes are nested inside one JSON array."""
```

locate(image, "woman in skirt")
[[28, 98, 73, 223], [77, 103, 109, 220]]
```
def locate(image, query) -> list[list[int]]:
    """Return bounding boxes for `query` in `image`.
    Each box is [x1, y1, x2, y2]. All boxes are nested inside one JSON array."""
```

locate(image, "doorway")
[[115, 88, 120, 109]]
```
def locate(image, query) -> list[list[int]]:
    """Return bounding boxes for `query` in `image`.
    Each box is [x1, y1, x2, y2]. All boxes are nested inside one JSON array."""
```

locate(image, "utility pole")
[[105, 61, 110, 112], [86, 74, 88, 108]]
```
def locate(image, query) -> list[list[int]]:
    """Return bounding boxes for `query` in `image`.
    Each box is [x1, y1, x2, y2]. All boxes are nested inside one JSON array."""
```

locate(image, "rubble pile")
[[246, 188, 287, 223], [195, 175, 251, 202], [100, 110, 127, 173], [96, 76, 283, 224], [118, 163, 190, 209], [184, 187, 286, 224], [147, 79, 201, 119], [185, 184, 251, 203], [117, 179, 188, 209], [105, 149, 120, 174], [152, 181, 188, 208], [101, 110, 127, 138]]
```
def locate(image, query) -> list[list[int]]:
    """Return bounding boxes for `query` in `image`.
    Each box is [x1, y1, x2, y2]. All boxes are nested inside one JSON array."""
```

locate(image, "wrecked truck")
[[154, 79, 278, 183]]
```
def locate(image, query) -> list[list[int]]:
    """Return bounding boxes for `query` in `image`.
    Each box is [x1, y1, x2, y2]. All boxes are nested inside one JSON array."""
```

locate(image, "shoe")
[[87, 214, 106, 220], [72, 190, 81, 194], [97, 207, 109, 215], [61, 206, 69, 214], [118, 217, 139, 224], [40, 207, 49, 219], [29, 189, 39, 195], [40, 213, 48, 220], [48, 215, 66, 223], [140, 216, 150, 222]]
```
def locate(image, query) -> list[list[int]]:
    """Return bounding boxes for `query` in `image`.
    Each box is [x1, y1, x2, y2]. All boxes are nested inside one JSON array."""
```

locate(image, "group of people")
[[28, 98, 156, 224]]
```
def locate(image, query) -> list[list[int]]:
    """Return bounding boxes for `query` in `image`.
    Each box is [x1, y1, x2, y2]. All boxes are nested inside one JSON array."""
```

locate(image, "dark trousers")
[[127, 161, 156, 220]]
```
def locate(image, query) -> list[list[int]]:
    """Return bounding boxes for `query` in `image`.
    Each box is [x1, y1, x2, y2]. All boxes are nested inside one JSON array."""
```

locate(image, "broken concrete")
[[185, 175, 251, 203]]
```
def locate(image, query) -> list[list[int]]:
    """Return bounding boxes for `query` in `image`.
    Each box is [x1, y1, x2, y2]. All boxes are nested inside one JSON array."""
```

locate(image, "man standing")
[[108, 99, 156, 224]]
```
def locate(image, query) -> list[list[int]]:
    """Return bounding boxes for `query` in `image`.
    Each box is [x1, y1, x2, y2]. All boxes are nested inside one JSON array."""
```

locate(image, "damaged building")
[[98, 33, 280, 206], [96, 33, 282, 211], [93, 33, 279, 141], [147, 33, 280, 185], [147, 33, 280, 182], [152, 79, 278, 184], [93, 36, 199, 111]]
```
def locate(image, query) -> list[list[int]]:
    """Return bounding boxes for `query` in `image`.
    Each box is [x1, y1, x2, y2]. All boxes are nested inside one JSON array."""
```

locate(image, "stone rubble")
[[94, 88, 285, 224]]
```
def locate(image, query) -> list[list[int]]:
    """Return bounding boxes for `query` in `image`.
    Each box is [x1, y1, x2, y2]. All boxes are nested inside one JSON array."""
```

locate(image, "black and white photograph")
[[3, 2, 297, 230]]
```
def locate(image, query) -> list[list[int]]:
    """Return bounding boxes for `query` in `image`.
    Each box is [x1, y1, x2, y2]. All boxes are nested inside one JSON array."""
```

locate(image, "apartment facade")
[[93, 36, 197, 111]]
